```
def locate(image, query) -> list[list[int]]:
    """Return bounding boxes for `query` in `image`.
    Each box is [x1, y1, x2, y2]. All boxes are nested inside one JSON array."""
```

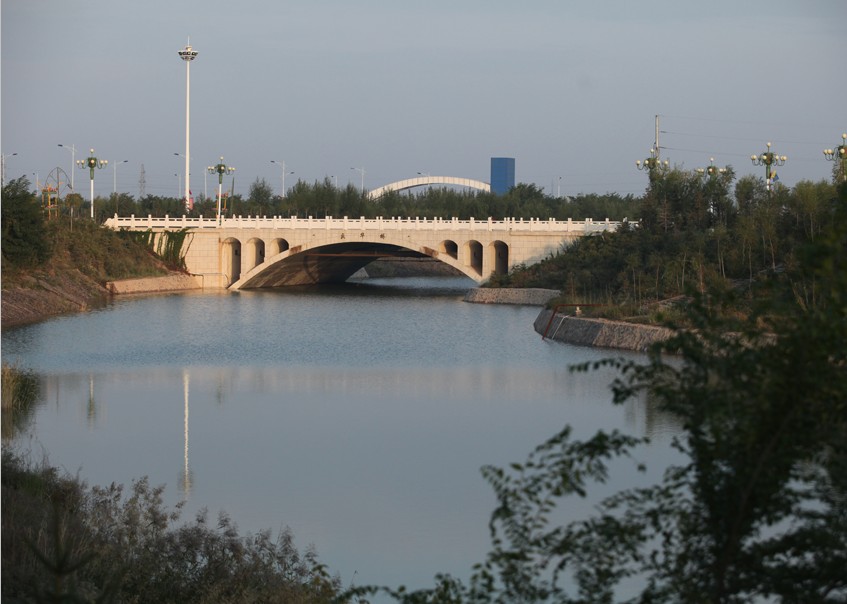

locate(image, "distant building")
[[490, 157, 515, 195]]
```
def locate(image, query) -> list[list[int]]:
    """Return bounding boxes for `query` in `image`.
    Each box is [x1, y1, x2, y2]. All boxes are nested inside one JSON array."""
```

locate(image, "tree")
[[1, 177, 51, 268], [350, 185, 847, 603], [475, 186, 847, 603], [248, 177, 274, 209]]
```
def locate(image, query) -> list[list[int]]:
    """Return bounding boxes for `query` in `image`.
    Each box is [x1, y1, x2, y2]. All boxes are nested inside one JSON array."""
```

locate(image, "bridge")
[[105, 215, 628, 290], [367, 175, 491, 199]]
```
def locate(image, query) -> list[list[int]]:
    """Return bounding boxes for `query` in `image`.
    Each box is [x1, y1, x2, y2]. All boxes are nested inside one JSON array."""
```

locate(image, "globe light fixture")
[[635, 147, 669, 173], [696, 157, 727, 178], [823, 133, 847, 182], [208, 157, 235, 224], [77, 149, 108, 219], [751, 142, 786, 193]]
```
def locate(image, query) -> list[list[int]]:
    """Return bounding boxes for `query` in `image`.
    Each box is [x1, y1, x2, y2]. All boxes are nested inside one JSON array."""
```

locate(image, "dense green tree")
[[1, 177, 51, 268], [248, 176, 274, 210], [350, 184, 847, 603]]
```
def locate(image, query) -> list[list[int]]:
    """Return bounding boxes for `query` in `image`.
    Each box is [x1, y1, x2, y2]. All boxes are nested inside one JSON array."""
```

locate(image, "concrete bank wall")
[[464, 288, 560, 306], [534, 309, 673, 352], [106, 273, 203, 295]]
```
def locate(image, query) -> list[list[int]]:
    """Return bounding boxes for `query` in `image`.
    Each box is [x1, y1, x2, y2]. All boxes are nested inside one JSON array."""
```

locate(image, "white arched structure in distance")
[[368, 176, 491, 199]]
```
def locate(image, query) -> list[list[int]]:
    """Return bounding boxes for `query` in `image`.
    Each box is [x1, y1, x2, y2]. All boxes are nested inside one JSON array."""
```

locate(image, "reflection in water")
[[180, 369, 192, 498], [2, 280, 683, 593], [87, 374, 96, 427]]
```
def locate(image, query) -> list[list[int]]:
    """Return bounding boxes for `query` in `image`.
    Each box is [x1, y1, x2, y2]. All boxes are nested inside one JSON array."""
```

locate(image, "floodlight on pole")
[[1, 152, 18, 187], [350, 166, 365, 192], [178, 40, 198, 213], [112, 159, 128, 194], [77, 148, 108, 219], [270, 160, 294, 197], [58, 144, 77, 189]]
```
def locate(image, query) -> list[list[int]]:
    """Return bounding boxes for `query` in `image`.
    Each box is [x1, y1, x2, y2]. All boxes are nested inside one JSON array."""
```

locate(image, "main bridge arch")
[[229, 233, 506, 289], [368, 176, 491, 200]]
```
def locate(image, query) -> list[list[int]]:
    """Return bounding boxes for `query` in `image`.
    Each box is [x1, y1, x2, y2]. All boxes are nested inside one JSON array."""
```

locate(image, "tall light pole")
[[1, 151, 17, 186], [751, 142, 786, 193], [77, 148, 107, 219], [208, 157, 235, 224], [178, 40, 198, 213], [270, 160, 294, 197], [112, 159, 128, 194], [823, 133, 847, 183], [58, 143, 76, 189], [350, 166, 365, 192]]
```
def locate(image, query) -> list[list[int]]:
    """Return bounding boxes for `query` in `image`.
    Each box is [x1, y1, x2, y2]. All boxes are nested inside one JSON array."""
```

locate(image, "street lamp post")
[[1, 152, 18, 186], [751, 142, 786, 193], [208, 157, 235, 224], [823, 133, 847, 183], [636, 147, 669, 175], [58, 144, 77, 189], [112, 159, 128, 194], [178, 41, 198, 213], [77, 149, 107, 219], [350, 166, 365, 192], [270, 160, 294, 197], [696, 157, 727, 179]]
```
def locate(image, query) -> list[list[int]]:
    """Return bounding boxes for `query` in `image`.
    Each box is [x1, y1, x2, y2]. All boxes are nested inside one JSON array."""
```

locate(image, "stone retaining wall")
[[464, 288, 560, 306], [105, 273, 203, 295], [534, 309, 673, 352]]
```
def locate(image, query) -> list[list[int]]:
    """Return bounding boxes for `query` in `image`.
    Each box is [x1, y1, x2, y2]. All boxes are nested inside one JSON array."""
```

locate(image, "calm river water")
[[2, 276, 678, 593]]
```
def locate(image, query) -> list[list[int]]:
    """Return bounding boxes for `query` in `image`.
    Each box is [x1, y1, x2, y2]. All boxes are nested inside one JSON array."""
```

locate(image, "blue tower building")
[[490, 157, 515, 195]]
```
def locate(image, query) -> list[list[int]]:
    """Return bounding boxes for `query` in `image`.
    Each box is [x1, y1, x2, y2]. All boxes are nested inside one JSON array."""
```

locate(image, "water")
[[2, 277, 678, 593]]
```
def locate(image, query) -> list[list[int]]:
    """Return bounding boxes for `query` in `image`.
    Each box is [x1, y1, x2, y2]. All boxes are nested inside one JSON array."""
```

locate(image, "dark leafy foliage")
[[1, 451, 342, 603], [348, 183, 847, 603], [2, 177, 51, 268]]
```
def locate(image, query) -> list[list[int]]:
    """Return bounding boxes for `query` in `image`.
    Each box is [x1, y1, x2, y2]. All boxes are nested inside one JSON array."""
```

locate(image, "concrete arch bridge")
[[367, 175, 491, 199], [105, 215, 628, 290]]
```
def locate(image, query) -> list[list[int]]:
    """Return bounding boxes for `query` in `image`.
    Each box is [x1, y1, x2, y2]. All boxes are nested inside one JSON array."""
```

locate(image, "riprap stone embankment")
[[463, 287, 560, 306], [533, 308, 673, 352]]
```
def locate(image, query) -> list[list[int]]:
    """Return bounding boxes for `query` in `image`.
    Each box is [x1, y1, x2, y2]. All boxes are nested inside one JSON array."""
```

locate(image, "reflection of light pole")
[[208, 157, 235, 224], [178, 41, 198, 213], [350, 166, 365, 192], [823, 133, 847, 182], [751, 142, 786, 193], [58, 143, 76, 189], [270, 160, 294, 197], [77, 149, 108, 219], [112, 159, 128, 194], [181, 369, 192, 497], [1, 151, 17, 186]]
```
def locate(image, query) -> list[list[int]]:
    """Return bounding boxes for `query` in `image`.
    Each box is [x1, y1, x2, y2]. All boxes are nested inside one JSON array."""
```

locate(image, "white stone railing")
[[105, 214, 632, 233]]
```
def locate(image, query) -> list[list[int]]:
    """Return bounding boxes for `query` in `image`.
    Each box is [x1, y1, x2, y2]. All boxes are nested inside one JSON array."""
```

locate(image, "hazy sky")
[[2, 0, 845, 201]]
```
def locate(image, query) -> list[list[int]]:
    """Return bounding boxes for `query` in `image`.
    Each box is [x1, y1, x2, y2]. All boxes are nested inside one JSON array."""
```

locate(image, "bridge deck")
[[106, 215, 625, 233]]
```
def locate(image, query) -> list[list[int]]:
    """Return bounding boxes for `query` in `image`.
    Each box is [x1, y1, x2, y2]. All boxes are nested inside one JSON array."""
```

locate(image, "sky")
[[2, 0, 845, 202]]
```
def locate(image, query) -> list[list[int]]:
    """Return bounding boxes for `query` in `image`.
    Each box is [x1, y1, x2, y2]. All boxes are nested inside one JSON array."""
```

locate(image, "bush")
[[1, 452, 342, 603]]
